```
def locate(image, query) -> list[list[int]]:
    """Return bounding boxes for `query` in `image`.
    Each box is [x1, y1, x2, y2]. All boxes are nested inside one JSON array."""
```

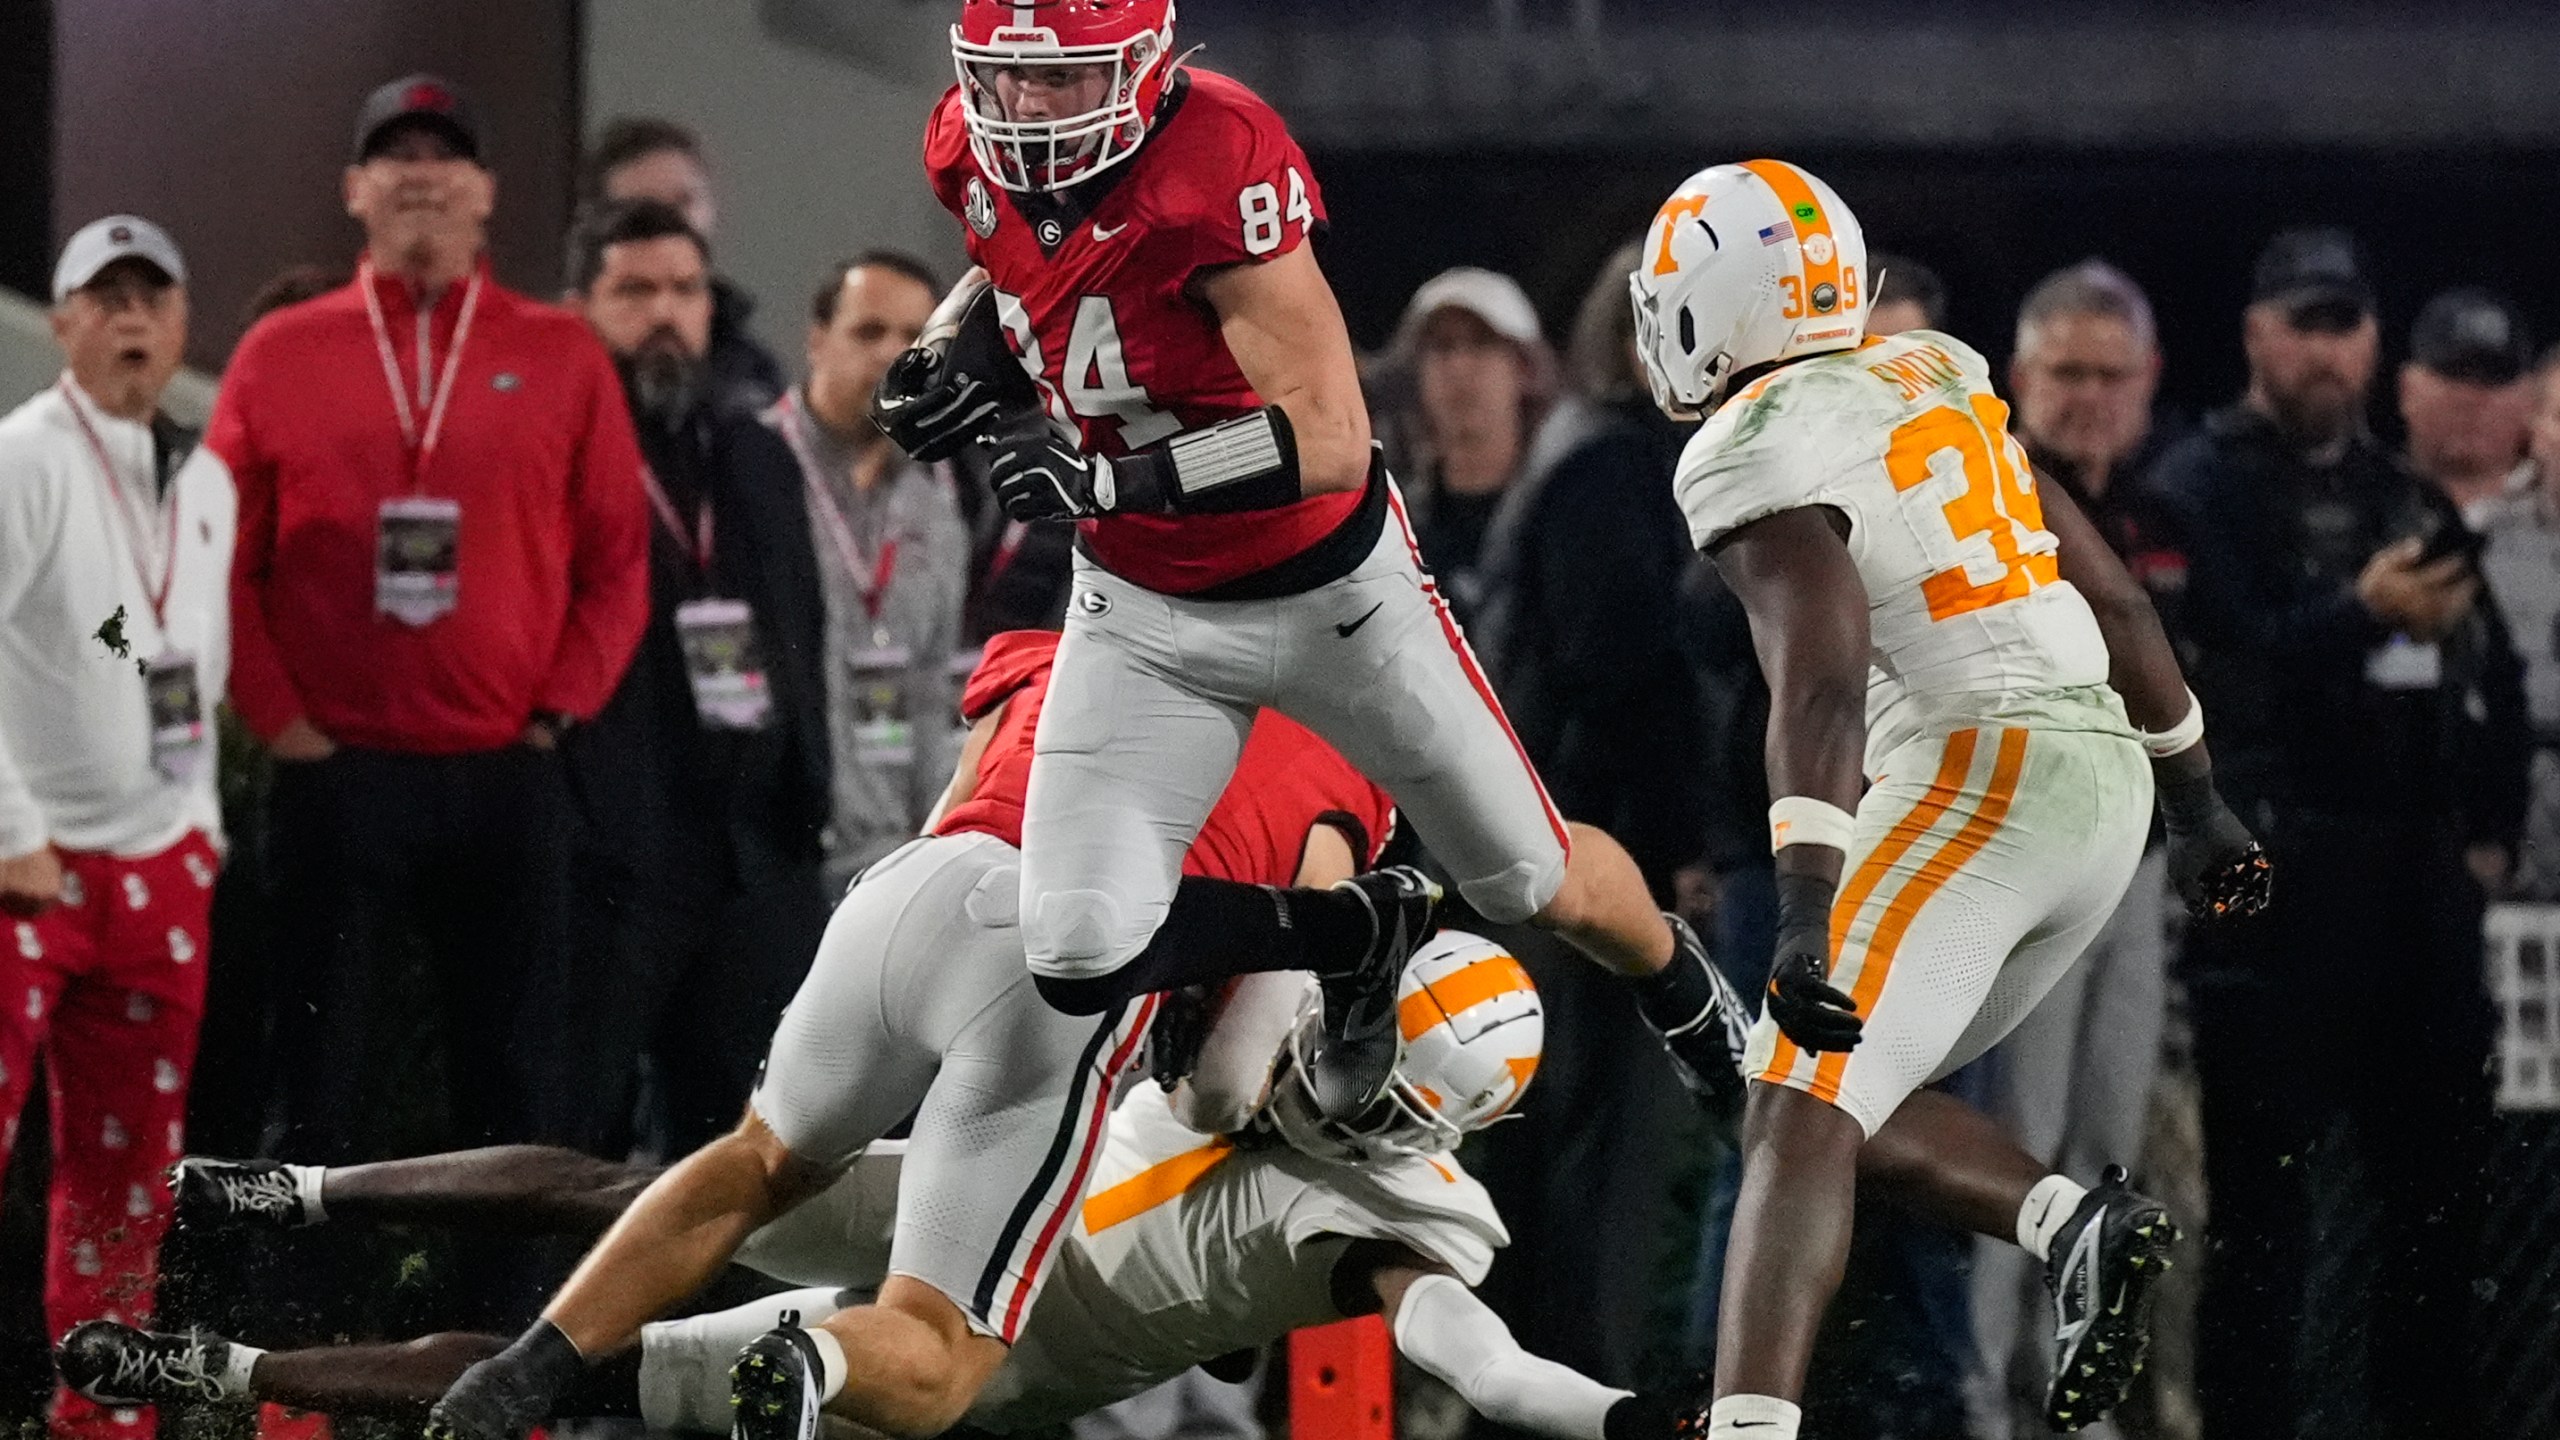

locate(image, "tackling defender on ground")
[[67, 935, 1708, 1440]]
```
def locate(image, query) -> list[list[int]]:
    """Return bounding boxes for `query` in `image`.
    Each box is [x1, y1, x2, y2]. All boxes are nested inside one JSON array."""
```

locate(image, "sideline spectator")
[[563, 201, 832, 1155], [2399, 287, 2535, 526], [2480, 347, 2560, 899], [1465, 242, 1696, 1404], [1969, 259, 2180, 1439], [0, 217, 230, 1440], [583, 116, 786, 415], [212, 76, 649, 1161], [2148, 226, 2527, 1440], [1382, 266, 1556, 620], [766, 255, 970, 887], [1866, 251, 1946, 336]]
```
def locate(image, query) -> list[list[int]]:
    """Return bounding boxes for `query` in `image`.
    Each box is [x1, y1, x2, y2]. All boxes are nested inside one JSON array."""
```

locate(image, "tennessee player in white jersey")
[[1628, 160, 2270, 1440], [64, 935, 1706, 1440]]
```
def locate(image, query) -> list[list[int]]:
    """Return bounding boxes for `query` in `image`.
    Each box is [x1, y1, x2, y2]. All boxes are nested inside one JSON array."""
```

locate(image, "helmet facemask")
[[953, 23, 1170, 193], [1264, 1009, 1466, 1165]]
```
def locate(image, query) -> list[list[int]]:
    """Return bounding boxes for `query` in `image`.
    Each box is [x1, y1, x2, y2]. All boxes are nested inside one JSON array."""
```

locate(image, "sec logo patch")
[[964, 178, 998, 239]]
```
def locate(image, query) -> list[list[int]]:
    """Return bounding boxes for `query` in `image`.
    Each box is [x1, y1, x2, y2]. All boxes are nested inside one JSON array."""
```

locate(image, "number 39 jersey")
[[925, 68, 1361, 595], [1674, 329, 2128, 771]]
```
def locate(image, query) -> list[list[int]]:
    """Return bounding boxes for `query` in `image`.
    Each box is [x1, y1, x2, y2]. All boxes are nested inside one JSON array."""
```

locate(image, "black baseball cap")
[[352, 74, 482, 164], [2251, 227, 2375, 325], [2408, 287, 2533, 386]]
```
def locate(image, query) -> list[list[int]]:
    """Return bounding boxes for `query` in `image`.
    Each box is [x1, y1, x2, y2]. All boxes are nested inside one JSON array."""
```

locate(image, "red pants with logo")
[[1, 831, 217, 1440]]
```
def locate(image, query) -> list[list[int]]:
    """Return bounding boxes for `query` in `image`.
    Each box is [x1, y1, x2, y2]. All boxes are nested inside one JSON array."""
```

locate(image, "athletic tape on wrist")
[[1769, 796, 1856, 854], [2139, 689, 2205, 758]]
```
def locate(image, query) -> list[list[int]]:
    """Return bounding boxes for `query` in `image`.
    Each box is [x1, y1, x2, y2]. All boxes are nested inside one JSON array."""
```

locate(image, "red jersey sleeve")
[[961, 629, 1062, 720], [1189, 711, 1393, 886], [1146, 74, 1327, 279]]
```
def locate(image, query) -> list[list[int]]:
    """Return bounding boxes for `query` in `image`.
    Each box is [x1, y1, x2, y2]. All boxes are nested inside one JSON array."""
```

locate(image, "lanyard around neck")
[[60, 380, 179, 629], [778, 391, 901, 617], [359, 257, 484, 483]]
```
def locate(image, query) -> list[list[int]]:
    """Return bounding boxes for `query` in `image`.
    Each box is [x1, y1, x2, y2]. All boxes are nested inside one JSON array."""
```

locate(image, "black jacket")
[[1475, 397, 1708, 896], [707, 278, 787, 419], [2144, 404, 2527, 849], [567, 404, 830, 888]]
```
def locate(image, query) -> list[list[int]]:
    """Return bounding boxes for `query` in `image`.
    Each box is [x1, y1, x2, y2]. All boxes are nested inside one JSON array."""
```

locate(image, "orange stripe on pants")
[[1761, 730, 1981, 1085], [1807, 728, 2029, 1105]]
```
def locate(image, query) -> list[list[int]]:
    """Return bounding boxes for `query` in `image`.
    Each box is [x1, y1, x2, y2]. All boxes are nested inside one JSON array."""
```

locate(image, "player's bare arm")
[[425, 1111, 832, 1440], [2040, 480, 2272, 918], [921, 701, 1003, 832], [1196, 243, 1373, 496], [1708, 504, 1869, 1053]]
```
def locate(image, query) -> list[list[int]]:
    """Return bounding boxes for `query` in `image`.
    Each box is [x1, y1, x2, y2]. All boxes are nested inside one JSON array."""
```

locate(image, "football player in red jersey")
[[876, 0, 1740, 1127]]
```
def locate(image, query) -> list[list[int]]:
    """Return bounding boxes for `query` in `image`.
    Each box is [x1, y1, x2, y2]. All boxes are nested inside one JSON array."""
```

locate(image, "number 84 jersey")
[[1675, 329, 2128, 772], [925, 68, 1355, 595]]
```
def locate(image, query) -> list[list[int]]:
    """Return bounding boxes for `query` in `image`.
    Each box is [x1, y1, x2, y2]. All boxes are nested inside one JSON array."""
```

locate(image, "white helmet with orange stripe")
[[1267, 930, 1542, 1164], [1627, 158, 1870, 420]]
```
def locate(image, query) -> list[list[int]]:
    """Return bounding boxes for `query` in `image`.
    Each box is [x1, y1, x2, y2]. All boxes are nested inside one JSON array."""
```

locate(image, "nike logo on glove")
[[1335, 602, 1384, 638]]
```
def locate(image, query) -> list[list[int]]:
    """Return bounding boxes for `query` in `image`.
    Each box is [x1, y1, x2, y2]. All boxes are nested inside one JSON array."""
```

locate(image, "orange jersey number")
[[1885, 395, 2059, 622]]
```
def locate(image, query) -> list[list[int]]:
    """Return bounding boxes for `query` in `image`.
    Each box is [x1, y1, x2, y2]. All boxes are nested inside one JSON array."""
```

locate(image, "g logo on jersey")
[[964, 177, 999, 239]]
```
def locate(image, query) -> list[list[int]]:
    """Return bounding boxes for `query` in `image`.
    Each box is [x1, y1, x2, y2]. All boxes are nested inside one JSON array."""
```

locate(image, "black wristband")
[[505, 1318, 589, 1391], [1603, 1392, 1679, 1440], [1774, 871, 1837, 938], [2155, 770, 2221, 830]]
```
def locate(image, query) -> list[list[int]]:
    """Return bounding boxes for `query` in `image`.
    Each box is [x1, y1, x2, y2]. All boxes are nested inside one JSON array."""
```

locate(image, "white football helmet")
[[1267, 930, 1543, 1164], [1627, 159, 1871, 420]]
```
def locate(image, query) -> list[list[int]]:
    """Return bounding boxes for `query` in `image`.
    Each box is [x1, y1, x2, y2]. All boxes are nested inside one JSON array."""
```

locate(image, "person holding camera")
[[2145, 228, 2527, 1440]]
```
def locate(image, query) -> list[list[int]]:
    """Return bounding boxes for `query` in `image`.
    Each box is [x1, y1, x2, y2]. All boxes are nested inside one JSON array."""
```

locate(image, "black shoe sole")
[[2044, 1207, 2180, 1431], [730, 1338, 816, 1440]]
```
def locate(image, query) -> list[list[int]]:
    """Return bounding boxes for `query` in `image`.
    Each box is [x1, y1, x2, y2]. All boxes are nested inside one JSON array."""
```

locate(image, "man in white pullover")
[[0, 214, 234, 1440]]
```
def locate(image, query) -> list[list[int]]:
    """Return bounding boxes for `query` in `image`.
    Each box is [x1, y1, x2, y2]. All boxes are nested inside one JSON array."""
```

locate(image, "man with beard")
[[562, 200, 832, 1156], [2146, 227, 2527, 1440], [213, 76, 649, 1168]]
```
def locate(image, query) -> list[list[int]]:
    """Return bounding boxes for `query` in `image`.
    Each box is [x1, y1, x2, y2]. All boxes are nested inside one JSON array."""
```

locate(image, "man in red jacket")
[[206, 75, 649, 1161]]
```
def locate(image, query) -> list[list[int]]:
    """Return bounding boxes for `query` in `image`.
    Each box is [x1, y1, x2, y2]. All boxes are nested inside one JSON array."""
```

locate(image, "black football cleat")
[[57, 1320, 238, 1406], [1643, 914, 1752, 1120], [170, 1158, 316, 1228], [730, 1325, 829, 1440], [2042, 1165, 2180, 1431], [1305, 866, 1442, 1123]]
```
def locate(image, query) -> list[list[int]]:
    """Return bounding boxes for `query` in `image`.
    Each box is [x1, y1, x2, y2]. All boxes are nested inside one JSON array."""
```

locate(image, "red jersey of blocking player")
[[924, 68, 1360, 594], [936, 629, 1395, 878]]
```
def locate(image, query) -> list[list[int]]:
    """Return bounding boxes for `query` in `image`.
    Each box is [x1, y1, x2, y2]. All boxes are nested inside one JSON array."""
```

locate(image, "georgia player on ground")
[[1626, 161, 2270, 1440], [408, 629, 1426, 1440], [70, 937, 1711, 1440], [872, 0, 1740, 1124]]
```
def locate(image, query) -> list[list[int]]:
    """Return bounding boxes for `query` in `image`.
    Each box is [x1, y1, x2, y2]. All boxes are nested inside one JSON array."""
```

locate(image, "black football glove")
[[2157, 770, 2273, 922], [869, 271, 1033, 464], [872, 346, 1007, 464], [987, 409, 1117, 521], [424, 1320, 584, 1440], [1602, 1369, 1713, 1439], [1765, 871, 1862, 1052]]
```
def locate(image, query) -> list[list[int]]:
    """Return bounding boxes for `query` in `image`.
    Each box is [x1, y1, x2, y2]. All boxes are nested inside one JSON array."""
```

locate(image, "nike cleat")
[[2042, 1165, 2180, 1432], [729, 1325, 828, 1440], [57, 1320, 239, 1406], [170, 1158, 317, 1228], [1305, 866, 1442, 1123], [1644, 914, 1752, 1121]]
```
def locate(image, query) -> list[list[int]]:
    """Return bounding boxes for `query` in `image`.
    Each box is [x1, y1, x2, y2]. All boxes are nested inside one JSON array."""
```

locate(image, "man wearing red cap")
[[204, 75, 650, 1161]]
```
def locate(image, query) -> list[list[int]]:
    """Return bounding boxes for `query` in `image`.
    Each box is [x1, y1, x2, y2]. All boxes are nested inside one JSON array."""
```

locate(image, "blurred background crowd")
[[5, 5, 2560, 1440]]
